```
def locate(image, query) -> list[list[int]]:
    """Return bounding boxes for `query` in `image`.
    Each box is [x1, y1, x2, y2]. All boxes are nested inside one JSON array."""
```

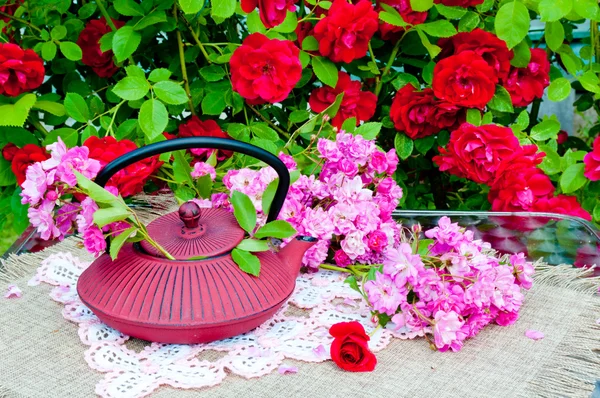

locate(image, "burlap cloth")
[[0, 201, 598, 398]]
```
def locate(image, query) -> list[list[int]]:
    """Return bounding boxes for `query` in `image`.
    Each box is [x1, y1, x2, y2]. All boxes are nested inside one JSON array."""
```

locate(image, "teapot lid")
[[139, 201, 245, 260]]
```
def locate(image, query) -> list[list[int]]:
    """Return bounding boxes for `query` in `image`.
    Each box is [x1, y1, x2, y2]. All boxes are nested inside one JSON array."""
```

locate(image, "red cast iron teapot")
[[77, 137, 317, 344]]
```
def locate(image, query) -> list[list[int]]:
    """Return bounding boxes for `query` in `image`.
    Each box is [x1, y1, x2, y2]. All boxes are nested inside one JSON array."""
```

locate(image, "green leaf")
[[64, 92, 90, 122], [211, 0, 236, 19], [495, 1, 530, 49], [43, 128, 79, 147], [458, 11, 479, 32], [246, 10, 266, 34], [324, 92, 344, 118], [10, 188, 28, 234], [41, 42, 57, 61], [139, 99, 168, 140], [312, 56, 338, 88], [545, 21, 564, 52], [476, 0, 493, 12], [341, 117, 357, 133], [179, 0, 204, 13], [0, 158, 16, 186], [415, 135, 435, 155], [434, 4, 467, 19], [289, 110, 310, 124], [232, 248, 261, 277], [51, 26, 67, 41], [262, 179, 278, 216], [250, 123, 279, 140], [273, 11, 298, 33], [422, 61, 434, 85], [172, 150, 194, 185], [344, 275, 360, 293], [487, 85, 514, 113], [578, 71, 600, 94], [201, 91, 227, 115], [112, 76, 150, 101], [93, 207, 131, 228], [33, 100, 65, 116], [531, 119, 560, 141], [548, 77, 571, 102], [254, 220, 297, 239], [153, 81, 189, 105], [418, 20, 457, 38], [148, 68, 172, 82], [125, 65, 145, 79], [394, 132, 414, 160], [416, 29, 441, 59], [391, 73, 419, 90], [301, 36, 319, 51], [116, 119, 138, 139], [515, 110, 530, 130], [59, 42, 82, 61], [379, 5, 407, 27], [112, 26, 141, 63], [510, 40, 531, 67], [538, 145, 562, 175], [196, 174, 213, 199], [560, 164, 587, 194], [109, 227, 137, 260], [231, 190, 257, 234], [0, 94, 37, 127], [236, 238, 270, 252], [74, 171, 128, 209], [410, 0, 433, 12], [539, 0, 572, 22], [200, 65, 226, 82], [355, 122, 382, 140], [466, 109, 481, 126], [417, 239, 434, 255], [114, 0, 144, 16], [99, 32, 114, 52], [573, 0, 600, 20]]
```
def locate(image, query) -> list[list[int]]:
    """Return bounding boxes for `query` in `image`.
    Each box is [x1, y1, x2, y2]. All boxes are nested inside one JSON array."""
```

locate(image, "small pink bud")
[[322, 114, 330, 122], [45, 190, 58, 201], [412, 224, 422, 234]]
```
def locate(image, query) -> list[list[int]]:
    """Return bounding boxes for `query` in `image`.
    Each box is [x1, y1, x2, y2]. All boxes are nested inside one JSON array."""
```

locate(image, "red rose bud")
[[77, 18, 125, 78], [557, 130, 568, 145], [432, 51, 498, 109], [313, 0, 379, 63], [309, 71, 377, 128], [504, 48, 550, 108], [241, 0, 297, 28], [2, 143, 19, 162], [230, 33, 302, 105], [11, 144, 50, 186], [584, 136, 600, 181], [435, 0, 484, 6], [329, 321, 377, 372], [0, 43, 45, 97], [178, 116, 233, 160], [377, 0, 427, 42], [84, 136, 162, 197]]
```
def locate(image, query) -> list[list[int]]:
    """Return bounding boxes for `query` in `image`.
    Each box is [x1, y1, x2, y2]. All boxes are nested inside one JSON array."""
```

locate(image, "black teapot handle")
[[95, 137, 290, 223]]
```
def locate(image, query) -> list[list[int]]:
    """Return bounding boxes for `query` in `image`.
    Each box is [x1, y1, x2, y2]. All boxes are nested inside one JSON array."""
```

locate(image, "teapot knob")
[[179, 201, 201, 229]]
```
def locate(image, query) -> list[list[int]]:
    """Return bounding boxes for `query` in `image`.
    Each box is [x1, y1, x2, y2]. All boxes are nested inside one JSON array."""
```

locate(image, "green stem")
[[248, 105, 290, 139], [105, 100, 125, 136], [173, 6, 197, 116], [375, 37, 403, 97], [528, 98, 542, 128], [0, 11, 42, 33], [28, 117, 48, 136], [95, 0, 135, 65], [178, 10, 212, 64], [319, 264, 353, 273]]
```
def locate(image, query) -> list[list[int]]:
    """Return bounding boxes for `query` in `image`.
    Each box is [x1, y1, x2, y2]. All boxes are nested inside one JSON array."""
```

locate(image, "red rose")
[[0, 43, 45, 97], [532, 194, 592, 221], [178, 116, 233, 161], [84, 136, 162, 198], [11, 144, 50, 186], [390, 85, 462, 139], [584, 136, 600, 181], [241, 0, 297, 28], [433, 123, 521, 184], [313, 0, 379, 63], [309, 71, 377, 128], [329, 321, 377, 372], [2, 143, 19, 162], [230, 33, 302, 105], [438, 29, 513, 81], [434, 0, 484, 6], [432, 51, 497, 109], [77, 18, 125, 78], [377, 0, 427, 42], [503, 48, 550, 107]]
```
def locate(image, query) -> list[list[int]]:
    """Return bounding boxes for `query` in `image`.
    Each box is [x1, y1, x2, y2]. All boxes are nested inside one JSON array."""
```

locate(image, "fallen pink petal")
[[525, 329, 544, 340], [313, 344, 328, 359], [4, 284, 23, 299], [277, 365, 298, 375]]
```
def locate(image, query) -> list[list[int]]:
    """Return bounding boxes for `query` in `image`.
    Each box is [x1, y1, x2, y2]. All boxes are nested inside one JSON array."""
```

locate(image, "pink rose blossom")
[[41, 137, 67, 170], [76, 197, 98, 233], [55, 202, 79, 239], [433, 310, 467, 352], [278, 152, 297, 170], [510, 253, 535, 289], [337, 158, 359, 177], [369, 151, 388, 174], [341, 230, 367, 260], [383, 242, 423, 286], [368, 230, 389, 253], [83, 226, 106, 256], [21, 163, 49, 205], [329, 203, 358, 235], [300, 207, 334, 240], [191, 162, 216, 180], [56, 146, 101, 187], [386, 149, 399, 174], [364, 272, 406, 315], [334, 249, 352, 267], [28, 199, 60, 240], [302, 239, 329, 270]]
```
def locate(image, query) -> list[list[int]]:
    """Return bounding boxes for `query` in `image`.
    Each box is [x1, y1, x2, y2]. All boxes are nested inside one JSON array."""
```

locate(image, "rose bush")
[[0, 0, 599, 255]]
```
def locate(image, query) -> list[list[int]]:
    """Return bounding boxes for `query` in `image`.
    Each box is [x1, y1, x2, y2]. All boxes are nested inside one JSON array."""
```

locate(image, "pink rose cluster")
[[20, 138, 129, 256], [363, 216, 534, 352]]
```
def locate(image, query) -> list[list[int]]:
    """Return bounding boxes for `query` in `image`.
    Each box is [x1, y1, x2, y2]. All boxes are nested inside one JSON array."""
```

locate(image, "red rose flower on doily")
[[584, 136, 600, 181], [2, 143, 18, 162], [241, 0, 297, 28], [432, 51, 497, 109], [377, 0, 427, 42], [434, 123, 521, 185], [329, 321, 377, 372], [390, 85, 462, 139], [77, 18, 125, 78], [84, 136, 162, 198], [313, 0, 379, 63], [503, 48, 550, 108], [178, 116, 233, 161], [532, 194, 592, 221], [434, 0, 484, 6], [230, 33, 301, 105], [0, 43, 45, 97], [309, 71, 377, 128], [11, 144, 50, 186], [439, 29, 513, 81]]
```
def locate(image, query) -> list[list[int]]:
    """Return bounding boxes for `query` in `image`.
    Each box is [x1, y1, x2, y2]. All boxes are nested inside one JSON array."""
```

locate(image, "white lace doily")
[[35, 253, 401, 398]]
